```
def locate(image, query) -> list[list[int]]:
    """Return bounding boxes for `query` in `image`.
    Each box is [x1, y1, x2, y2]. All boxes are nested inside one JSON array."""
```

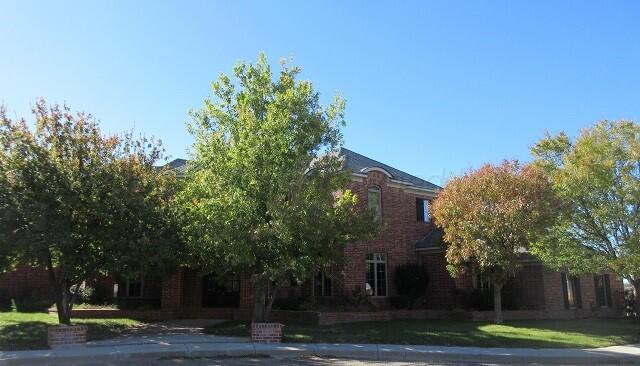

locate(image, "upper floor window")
[[365, 253, 387, 297], [416, 198, 430, 223], [368, 186, 382, 221], [594, 274, 612, 308], [561, 272, 582, 309]]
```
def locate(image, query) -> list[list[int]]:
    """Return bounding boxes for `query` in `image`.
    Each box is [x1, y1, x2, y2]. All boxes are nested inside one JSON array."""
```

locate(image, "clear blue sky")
[[2, 1, 639, 185]]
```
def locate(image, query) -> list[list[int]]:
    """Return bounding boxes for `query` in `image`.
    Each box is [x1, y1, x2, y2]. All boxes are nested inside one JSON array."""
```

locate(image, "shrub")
[[12, 288, 55, 312], [394, 263, 429, 307], [89, 282, 114, 305], [71, 285, 94, 304], [625, 289, 636, 318], [389, 295, 411, 309], [273, 296, 305, 311], [0, 289, 11, 311]]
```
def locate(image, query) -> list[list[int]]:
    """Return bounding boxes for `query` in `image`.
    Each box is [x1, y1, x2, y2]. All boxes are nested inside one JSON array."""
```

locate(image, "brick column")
[[161, 268, 184, 311]]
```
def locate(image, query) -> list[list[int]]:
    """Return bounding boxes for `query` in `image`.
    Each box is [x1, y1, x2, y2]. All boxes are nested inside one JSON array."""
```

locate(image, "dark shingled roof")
[[165, 158, 188, 176], [415, 227, 445, 251], [164, 148, 442, 191], [339, 148, 441, 191]]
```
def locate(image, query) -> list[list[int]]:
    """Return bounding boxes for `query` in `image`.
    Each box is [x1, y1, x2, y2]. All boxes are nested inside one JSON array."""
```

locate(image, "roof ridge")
[[340, 147, 441, 190]]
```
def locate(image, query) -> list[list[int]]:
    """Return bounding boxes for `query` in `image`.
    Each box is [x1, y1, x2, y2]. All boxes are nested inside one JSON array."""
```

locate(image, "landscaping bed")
[[0, 311, 142, 351], [206, 318, 640, 348]]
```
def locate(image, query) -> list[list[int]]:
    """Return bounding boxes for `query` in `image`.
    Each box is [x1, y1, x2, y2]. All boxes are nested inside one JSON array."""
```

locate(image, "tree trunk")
[[493, 282, 504, 324], [252, 279, 267, 323], [45, 253, 72, 325], [51, 280, 73, 325]]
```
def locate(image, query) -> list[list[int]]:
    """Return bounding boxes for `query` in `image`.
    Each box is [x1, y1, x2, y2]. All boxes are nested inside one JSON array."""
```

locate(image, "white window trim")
[[366, 253, 388, 297]]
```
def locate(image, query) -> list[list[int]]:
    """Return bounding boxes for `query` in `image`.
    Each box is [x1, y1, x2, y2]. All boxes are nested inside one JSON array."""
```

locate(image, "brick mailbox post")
[[251, 322, 283, 343], [47, 325, 88, 348]]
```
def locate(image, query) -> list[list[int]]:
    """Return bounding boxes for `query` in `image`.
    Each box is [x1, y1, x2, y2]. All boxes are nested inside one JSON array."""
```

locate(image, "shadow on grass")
[[0, 319, 134, 351], [206, 318, 640, 349]]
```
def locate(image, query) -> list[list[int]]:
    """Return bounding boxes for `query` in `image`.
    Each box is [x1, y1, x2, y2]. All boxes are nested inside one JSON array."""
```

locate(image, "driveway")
[[88, 319, 247, 347]]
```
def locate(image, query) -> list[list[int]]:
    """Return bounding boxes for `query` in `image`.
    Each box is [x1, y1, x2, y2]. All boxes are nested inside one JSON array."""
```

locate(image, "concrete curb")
[[1, 342, 639, 365]]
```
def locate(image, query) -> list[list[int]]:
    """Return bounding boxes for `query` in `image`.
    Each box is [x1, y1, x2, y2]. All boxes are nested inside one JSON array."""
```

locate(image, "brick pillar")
[[161, 268, 184, 311]]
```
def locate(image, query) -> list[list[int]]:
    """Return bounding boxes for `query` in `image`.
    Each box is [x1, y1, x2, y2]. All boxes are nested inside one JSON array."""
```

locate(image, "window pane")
[[376, 262, 386, 296], [366, 263, 375, 296], [127, 279, 142, 297], [423, 200, 430, 223], [324, 275, 332, 297], [565, 275, 576, 308], [368, 187, 381, 220]]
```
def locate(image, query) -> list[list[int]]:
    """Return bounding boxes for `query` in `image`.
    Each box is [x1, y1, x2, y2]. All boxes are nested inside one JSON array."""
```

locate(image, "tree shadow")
[[207, 319, 640, 349]]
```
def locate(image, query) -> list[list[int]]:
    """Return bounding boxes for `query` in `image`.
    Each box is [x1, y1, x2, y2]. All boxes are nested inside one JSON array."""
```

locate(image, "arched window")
[[367, 186, 382, 221]]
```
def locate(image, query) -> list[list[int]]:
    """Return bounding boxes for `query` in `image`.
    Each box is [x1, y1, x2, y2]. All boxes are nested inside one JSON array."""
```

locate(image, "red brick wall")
[[161, 268, 184, 311], [340, 171, 434, 300], [542, 268, 625, 315], [0, 265, 51, 297]]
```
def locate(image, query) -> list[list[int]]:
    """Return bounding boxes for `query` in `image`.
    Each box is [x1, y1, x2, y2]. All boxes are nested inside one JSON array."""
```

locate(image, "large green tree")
[[531, 120, 640, 315], [0, 100, 180, 324], [432, 161, 557, 323], [179, 54, 377, 322]]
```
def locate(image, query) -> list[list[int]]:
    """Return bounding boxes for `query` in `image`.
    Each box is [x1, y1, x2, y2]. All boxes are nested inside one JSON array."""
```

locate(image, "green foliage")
[[531, 120, 640, 305], [0, 100, 181, 324], [394, 263, 429, 301], [179, 54, 378, 321], [432, 161, 558, 322], [11, 288, 55, 312]]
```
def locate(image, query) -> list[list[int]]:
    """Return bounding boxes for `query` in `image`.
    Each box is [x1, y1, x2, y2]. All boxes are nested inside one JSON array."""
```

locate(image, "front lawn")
[[0, 312, 142, 351], [206, 318, 640, 349]]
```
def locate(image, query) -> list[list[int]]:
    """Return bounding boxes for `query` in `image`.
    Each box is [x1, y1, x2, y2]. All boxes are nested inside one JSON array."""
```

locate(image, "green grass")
[[0, 311, 142, 351], [206, 318, 640, 349]]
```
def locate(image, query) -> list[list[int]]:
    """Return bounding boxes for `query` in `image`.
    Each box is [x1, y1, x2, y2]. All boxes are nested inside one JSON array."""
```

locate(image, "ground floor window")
[[125, 278, 143, 298], [314, 272, 332, 297], [561, 272, 582, 309], [202, 274, 240, 308], [366, 253, 387, 297], [594, 274, 612, 308]]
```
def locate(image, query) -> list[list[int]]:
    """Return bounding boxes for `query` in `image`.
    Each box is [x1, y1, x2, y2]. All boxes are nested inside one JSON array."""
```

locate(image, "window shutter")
[[574, 277, 582, 309], [561, 272, 569, 309], [416, 198, 424, 222], [604, 274, 612, 307]]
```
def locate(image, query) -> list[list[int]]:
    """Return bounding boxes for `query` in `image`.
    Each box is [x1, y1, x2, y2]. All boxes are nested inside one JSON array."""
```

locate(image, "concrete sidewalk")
[[1, 340, 639, 365]]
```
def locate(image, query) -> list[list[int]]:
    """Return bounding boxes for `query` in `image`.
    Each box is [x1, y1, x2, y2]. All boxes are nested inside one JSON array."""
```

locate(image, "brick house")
[[0, 148, 625, 319]]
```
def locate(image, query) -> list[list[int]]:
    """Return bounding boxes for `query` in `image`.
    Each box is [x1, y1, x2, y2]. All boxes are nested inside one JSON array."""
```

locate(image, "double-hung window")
[[365, 253, 387, 297], [594, 274, 612, 308], [314, 272, 332, 297], [416, 198, 430, 223], [368, 186, 382, 221], [125, 278, 143, 298]]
